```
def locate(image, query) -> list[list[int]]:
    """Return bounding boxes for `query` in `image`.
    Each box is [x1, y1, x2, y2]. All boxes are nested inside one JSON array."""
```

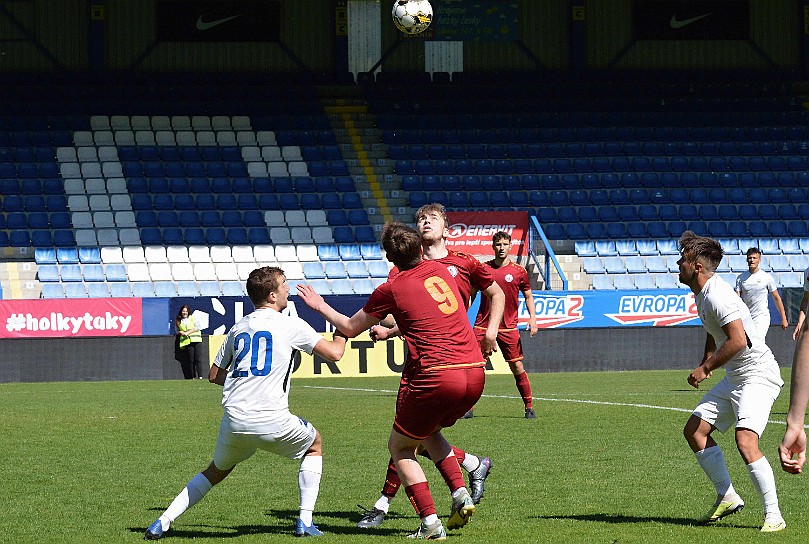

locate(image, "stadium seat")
[[591, 275, 614, 290]]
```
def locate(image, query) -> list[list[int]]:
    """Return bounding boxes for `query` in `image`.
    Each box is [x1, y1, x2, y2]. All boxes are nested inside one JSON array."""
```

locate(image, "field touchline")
[[301, 385, 798, 428]]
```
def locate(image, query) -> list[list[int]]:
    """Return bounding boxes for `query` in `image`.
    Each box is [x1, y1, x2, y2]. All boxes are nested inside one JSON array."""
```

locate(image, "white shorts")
[[751, 313, 770, 341], [213, 411, 318, 470], [692, 374, 781, 436]]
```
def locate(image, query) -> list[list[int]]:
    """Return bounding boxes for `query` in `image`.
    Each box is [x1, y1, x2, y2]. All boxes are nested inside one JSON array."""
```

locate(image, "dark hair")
[[678, 230, 724, 272], [175, 305, 191, 328], [246, 266, 285, 306], [745, 247, 761, 257], [492, 231, 511, 244], [414, 202, 449, 230], [381, 222, 422, 269]]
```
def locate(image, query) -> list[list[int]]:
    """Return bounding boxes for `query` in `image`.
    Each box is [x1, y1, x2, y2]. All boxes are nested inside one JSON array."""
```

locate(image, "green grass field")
[[1, 370, 804, 543]]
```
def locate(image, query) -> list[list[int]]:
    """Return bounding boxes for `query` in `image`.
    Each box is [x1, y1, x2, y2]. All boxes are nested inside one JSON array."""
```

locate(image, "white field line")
[[301, 385, 804, 428]]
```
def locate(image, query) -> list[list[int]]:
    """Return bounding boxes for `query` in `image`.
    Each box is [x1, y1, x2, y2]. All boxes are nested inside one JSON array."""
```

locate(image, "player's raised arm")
[[297, 283, 380, 337]]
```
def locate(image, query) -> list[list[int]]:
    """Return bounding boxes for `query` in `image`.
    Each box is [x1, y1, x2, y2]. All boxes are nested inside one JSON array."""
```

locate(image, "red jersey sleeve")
[[362, 282, 395, 320]]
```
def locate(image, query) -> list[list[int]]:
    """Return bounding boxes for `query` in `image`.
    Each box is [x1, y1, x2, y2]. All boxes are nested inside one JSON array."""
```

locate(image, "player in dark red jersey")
[[297, 222, 486, 539], [354, 204, 502, 527], [473, 231, 538, 419]]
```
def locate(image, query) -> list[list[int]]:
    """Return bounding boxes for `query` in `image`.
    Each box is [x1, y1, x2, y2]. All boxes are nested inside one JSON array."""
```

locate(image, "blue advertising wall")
[[159, 288, 796, 336]]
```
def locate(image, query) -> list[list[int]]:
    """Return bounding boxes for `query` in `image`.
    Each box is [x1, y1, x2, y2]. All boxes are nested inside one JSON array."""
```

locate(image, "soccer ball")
[[392, 0, 433, 35]]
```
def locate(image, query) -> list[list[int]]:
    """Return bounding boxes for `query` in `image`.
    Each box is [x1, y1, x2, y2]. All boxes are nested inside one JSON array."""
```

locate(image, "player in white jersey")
[[735, 246, 788, 339], [145, 266, 347, 540], [780, 264, 809, 474], [677, 231, 786, 533]]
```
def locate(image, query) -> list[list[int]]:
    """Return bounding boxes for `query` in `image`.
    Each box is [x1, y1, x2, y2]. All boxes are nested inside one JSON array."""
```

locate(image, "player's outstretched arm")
[[313, 332, 348, 362], [771, 289, 789, 330], [793, 291, 809, 340], [296, 284, 379, 337], [781, 328, 809, 473], [779, 426, 806, 474]]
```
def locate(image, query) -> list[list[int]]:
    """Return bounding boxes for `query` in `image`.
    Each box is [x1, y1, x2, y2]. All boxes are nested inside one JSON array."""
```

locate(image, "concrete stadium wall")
[[0, 328, 797, 383]]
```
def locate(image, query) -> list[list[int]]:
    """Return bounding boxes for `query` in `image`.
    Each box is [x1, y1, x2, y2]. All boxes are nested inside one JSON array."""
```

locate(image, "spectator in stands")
[[735, 247, 788, 340], [296, 222, 484, 539], [779, 264, 809, 474], [175, 305, 207, 379], [678, 231, 786, 533], [145, 267, 348, 539], [473, 231, 538, 419]]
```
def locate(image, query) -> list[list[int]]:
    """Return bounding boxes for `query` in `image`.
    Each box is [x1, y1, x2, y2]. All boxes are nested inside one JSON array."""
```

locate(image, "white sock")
[[161, 473, 213, 530], [694, 446, 736, 498], [451, 487, 468, 500], [299, 455, 323, 525], [460, 453, 480, 473], [747, 456, 782, 520], [423, 513, 439, 526], [373, 494, 392, 513]]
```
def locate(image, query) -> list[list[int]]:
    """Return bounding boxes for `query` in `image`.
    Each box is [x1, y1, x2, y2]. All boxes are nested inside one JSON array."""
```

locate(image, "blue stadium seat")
[[645, 255, 668, 273], [317, 244, 340, 261], [339, 244, 362, 261], [60, 264, 82, 282], [591, 275, 614, 289], [105, 264, 128, 282], [360, 243, 383, 260], [37, 264, 60, 282], [788, 221, 809, 237], [595, 241, 618, 256], [635, 240, 657, 256], [581, 257, 605, 274], [791, 254, 809, 272], [325, 262, 348, 279], [248, 228, 270, 244], [62, 283, 87, 298], [30, 231, 53, 247], [574, 241, 597, 257], [303, 262, 327, 279], [83, 264, 105, 282], [368, 260, 390, 278], [354, 226, 376, 243], [615, 240, 638, 256], [654, 274, 679, 289], [154, 282, 178, 297], [346, 261, 369, 278], [108, 282, 132, 298], [35, 248, 58, 264], [333, 226, 354, 243]]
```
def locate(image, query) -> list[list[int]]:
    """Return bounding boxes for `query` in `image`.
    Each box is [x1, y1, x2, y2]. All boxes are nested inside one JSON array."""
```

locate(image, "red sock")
[[404, 481, 436, 518], [515, 371, 533, 409], [381, 457, 401, 497], [435, 454, 465, 493], [451, 446, 466, 464]]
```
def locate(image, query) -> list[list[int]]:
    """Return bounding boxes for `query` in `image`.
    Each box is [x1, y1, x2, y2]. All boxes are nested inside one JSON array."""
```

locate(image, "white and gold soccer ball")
[[392, 0, 433, 35]]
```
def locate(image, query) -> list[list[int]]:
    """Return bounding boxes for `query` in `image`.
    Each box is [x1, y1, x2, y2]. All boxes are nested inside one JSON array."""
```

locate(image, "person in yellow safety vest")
[[176, 305, 207, 379]]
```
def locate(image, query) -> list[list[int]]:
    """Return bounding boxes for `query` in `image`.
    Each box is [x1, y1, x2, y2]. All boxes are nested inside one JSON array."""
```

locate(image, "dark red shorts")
[[475, 327, 524, 363], [393, 366, 485, 440]]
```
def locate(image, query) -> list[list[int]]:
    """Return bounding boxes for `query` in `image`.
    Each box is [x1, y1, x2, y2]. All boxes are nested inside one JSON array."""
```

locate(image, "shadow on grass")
[[536, 512, 758, 529], [132, 507, 410, 538]]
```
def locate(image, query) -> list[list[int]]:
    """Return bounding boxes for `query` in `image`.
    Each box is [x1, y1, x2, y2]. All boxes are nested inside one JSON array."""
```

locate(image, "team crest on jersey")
[[446, 265, 459, 277], [504, 273, 514, 283]]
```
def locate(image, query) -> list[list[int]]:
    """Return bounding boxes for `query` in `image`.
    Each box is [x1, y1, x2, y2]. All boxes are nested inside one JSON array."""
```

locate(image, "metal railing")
[[528, 215, 568, 290]]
